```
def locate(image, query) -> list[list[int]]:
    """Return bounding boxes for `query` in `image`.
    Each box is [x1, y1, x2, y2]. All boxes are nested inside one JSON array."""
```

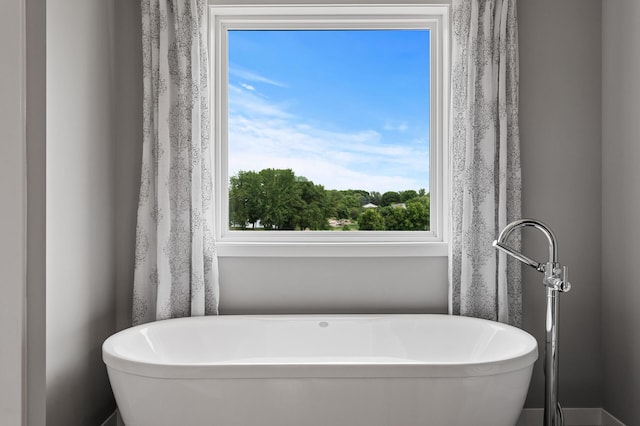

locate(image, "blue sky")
[[227, 29, 430, 193]]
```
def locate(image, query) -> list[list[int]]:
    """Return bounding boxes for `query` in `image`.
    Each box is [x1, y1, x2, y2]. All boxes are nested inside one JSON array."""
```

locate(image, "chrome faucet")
[[493, 219, 571, 426]]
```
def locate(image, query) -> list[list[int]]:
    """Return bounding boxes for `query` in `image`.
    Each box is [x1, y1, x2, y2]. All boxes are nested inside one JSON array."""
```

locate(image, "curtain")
[[449, 0, 522, 326], [133, 0, 219, 325]]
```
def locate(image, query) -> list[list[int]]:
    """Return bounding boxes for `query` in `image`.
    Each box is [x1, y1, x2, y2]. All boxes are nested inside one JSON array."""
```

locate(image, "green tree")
[[230, 169, 429, 232], [258, 168, 301, 230], [326, 190, 344, 218], [229, 170, 262, 228], [381, 191, 401, 207], [368, 191, 382, 206], [348, 207, 361, 221], [358, 209, 385, 230], [380, 205, 406, 230], [400, 190, 418, 202], [404, 201, 429, 230], [297, 179, 329, 230], [329, 192, 361, 219]]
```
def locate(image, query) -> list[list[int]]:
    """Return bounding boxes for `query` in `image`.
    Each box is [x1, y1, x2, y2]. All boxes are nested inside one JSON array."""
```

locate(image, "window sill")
[[215, 241, 448, 258]]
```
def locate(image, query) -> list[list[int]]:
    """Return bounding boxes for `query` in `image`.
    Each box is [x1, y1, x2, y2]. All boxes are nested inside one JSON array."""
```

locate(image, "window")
[[210, 4, 449, 257]]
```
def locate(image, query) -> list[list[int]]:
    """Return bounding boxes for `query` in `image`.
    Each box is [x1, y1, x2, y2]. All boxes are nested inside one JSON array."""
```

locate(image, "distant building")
[[329, 219, 353, 227], [390, 203, 407, 209], [362, 203, 378, 209]]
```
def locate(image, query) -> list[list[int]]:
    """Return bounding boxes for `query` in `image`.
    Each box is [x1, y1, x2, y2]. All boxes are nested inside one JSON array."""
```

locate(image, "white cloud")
[[227, 79, 430, 193], [229, 85, 293, 119], [230, 152, 419, 193], [412, 137, 428, 145], [240, 83, 255, 91], [383, 121, 409, 132], [229, 66, 288, 88], [228, 116, 429, 192]]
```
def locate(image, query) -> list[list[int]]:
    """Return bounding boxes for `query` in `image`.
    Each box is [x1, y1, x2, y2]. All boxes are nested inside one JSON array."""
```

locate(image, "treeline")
[[229, 168, 430, 231]]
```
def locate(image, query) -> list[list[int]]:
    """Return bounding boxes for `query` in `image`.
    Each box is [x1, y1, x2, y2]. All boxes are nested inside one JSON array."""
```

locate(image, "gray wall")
[[519, 0, 603, 408], [26, 0, 47, 423], [112, 0, 605, 411], [602, 0, 640, 424], [0, 0, 28, 423], [114, 0, 144, 332], [45, 0, 118, 424]]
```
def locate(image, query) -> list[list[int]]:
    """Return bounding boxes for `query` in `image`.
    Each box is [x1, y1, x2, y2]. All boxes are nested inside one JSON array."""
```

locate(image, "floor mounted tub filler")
[[103, 314, 537, 426]]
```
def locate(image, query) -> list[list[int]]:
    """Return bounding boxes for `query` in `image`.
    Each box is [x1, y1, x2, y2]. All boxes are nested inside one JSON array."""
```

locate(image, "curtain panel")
[[133, 0, 219, 325], [449, 0, 522, 326]]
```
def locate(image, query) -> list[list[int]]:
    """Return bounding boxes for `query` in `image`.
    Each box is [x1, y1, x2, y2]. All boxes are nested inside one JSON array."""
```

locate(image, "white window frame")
[[210, 4, 449, 257]]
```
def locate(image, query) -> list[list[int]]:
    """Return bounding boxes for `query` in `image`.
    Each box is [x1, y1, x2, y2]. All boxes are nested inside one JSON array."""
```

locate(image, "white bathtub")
[[103, 314, 537, 426]]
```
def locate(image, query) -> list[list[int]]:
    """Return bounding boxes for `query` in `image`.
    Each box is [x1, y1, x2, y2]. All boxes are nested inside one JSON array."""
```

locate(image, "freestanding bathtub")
[[103, 314, 537, 426]]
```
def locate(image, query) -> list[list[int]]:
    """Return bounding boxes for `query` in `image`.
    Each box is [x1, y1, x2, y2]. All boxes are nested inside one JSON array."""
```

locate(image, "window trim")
[[209, 4, 449, 257]]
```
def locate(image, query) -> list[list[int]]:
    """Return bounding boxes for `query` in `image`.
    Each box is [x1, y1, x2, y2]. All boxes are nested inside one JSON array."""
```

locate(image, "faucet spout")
[[493, 218, 558, 266], [492, 240, 545, 272]]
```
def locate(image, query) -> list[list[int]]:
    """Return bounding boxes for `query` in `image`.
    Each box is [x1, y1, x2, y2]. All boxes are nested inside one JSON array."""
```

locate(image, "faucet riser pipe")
[[544, 288, 561, 426]]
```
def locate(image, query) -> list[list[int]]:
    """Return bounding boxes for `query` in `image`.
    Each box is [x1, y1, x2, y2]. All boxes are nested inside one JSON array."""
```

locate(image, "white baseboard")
[[517, 408, 627, 426]]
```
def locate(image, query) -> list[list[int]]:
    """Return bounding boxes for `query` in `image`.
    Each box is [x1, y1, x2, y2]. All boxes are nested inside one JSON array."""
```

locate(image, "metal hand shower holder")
[[493, 219, 571, 426]]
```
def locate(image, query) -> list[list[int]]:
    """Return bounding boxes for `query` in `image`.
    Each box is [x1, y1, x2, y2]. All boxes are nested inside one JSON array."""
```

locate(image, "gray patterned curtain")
[[133, 0, 219, 325], [449, 0, 522, 326]]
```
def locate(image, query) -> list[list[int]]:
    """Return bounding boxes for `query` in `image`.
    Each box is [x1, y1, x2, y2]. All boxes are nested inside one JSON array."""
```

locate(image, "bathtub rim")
[[103, 314, 538, 380]]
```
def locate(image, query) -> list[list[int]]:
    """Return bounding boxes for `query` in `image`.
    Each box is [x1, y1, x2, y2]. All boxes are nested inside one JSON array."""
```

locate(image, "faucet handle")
[[543, 264, 571, 292], [560, 266, 571, 292]]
